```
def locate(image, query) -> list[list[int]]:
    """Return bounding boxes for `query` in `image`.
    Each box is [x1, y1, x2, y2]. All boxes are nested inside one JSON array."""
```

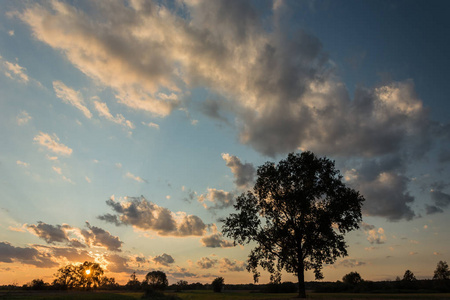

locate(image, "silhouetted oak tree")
[[222, 152, 364, 298], [143, 271, 168, 291]]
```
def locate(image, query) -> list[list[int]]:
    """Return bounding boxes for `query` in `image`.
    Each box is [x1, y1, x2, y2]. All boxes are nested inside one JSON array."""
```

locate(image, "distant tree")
[[143, 271, 168, 291], [52, 261, 104, 290], [29, 279, 46, 290], [402, 270, 416, 281], [222, 152, 364, 298], [175, 280, 188, 292], [433, 261, 450, 280], [99, 276, 118, 289], [126, 272, 141, 290], [342, 272, 363, 285], [212, 277, 224, 293]]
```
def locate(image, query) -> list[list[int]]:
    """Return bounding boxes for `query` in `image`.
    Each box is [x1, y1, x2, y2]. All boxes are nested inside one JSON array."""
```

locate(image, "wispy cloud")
[[53, 80, 92, 119], [125, 172, 146, 183], [1, 56, 29, 83], [33, 132, 73, 156], [94, 100, 134, 129], [16, 160, 29, 167], [142, 121, 160, 130]]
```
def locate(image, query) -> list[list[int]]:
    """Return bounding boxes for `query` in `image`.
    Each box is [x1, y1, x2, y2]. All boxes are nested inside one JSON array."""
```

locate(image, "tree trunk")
[[298, 262, 306, 298]]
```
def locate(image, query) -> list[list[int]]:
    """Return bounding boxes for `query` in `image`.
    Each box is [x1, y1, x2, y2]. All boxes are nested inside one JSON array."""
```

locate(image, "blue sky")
[[0, 0, 449, 285]]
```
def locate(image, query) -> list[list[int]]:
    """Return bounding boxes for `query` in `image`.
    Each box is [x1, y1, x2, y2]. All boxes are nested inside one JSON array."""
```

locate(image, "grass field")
[[1, 290, 449, 300]]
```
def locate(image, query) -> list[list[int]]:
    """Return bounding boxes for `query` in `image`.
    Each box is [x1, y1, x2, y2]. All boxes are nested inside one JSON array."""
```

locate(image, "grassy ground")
[[1, 290, 449, 300]]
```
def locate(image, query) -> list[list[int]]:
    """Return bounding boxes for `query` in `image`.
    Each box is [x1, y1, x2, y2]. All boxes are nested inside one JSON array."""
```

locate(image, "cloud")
[[53, 81, 92, 119], [26, 221, 122, 251], [427, 189, 450, 214], [104, 254, 134, 273], [125, 172, 147, 183], [335, 259, 366, 268], [98, 196, 207, 237], [219, 258, 246, 272], [197, 257, 218, 269], [94, 100, 134, 129], [142, 121, 160, 129], [153, 253, 174, 266], [198, 188, 234, 211], [16, 111, 32, 125], [33, 132, 73, 156], [1, 58, 29, 83], [27, 222, 71, 244], [16, 160, 29, 167], [0, 241, 57, 268], [82, 222, 123, 252], [200, 233, 234, 248], [360, 222, 386, 244], [221, 153, 255, 189]]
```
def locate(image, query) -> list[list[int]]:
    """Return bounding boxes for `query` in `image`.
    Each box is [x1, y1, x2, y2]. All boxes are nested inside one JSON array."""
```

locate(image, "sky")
[[0, 0, 449, 286]]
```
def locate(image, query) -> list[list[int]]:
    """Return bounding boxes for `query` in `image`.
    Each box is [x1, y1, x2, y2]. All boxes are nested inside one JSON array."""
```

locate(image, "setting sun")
[[85, 270, 90, 275]]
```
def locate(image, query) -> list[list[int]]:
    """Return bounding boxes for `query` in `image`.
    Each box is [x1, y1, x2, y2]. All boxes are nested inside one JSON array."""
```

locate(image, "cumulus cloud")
[[221, 153, 255, 189], [98, 196, 207, 237], [33, 132, 73, 156], [18, 0, 438, 222], [82, 222, 123, 251], [94, 100, 134, 129], [360, 222, 386, 244], [27, 222, 71, 244], [200, 233, 234, 248], [197, 257, 218, 269], [0, 241, 57, 268], [53, 81, 92, 119], [219, 258, 246, 272], [153, 253, 174, 266], [26, 221, 122, 251], [198, 188, 233, 211], [104, 254, 134, 273]]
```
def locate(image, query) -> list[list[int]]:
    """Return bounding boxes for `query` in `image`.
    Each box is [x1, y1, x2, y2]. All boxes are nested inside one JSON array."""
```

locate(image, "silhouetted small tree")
[[175, 280, 188, 292], [342, 272, 363, 286], [402, 270, 416, 281], [126, 272, 141, 290], [212, 277, 224, 293], [29, 279, 46, 290], [433, 261, 450, 280]]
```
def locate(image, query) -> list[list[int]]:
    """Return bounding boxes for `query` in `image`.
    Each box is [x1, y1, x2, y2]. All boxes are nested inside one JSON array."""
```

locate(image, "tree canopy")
[[433, 261, 450, 280], [53, 261, 104, 290], [342, 272, 363, 285], [222, 151, 364, 298], [144, 271, 168, 291]]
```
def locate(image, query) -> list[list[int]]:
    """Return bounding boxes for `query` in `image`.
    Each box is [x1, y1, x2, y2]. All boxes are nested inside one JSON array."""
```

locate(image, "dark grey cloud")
[[426, 189, 450, 214], [98, 196, 207, 236], [26, 222, 71, 244], [153, 253, 174, 266], [82, 222, 123, 251], [221, 153, 255, 189], [200, 233, 234, 248], [0, 242, 57, 268], [197, 257, 218, 269]]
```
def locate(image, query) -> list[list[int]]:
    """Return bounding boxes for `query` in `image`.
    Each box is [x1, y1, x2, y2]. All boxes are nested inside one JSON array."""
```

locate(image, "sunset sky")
[[1, 0, 449, 286]]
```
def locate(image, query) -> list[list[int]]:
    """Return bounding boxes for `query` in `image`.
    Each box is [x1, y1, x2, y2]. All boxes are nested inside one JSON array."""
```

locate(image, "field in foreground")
[[1, 290, 450, 300]]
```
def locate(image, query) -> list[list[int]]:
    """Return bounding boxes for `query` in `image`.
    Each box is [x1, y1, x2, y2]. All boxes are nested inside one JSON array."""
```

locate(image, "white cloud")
[[2, 59, 29, 83], [85, 176, 92, 183], [33, 132, 73, 156], [53, 81, 92, 119], [16, 160, 29, 167], [94, 100, 134, 129], [16, 111, 32, 125], [52, 166, 62, 175], [198, 188, 233, 211], [142, 121, 160, 129], [125, 172, 146, 183], [8, 30, 14, 36]]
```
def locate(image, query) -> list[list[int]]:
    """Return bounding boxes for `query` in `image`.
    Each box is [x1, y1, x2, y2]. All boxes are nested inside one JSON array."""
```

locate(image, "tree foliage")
[[222, 152, 364, 298], [53, 261, 104, 290], [433, 261, 450, 280], [342, 272, 363, 285], [144, 271, 168, 291], [212, 277, 224, 293], [402, 270, 416, 281]]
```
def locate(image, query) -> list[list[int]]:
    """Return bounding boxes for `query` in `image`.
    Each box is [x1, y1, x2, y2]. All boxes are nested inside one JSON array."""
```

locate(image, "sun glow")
[[85, 269, 90, 275]]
